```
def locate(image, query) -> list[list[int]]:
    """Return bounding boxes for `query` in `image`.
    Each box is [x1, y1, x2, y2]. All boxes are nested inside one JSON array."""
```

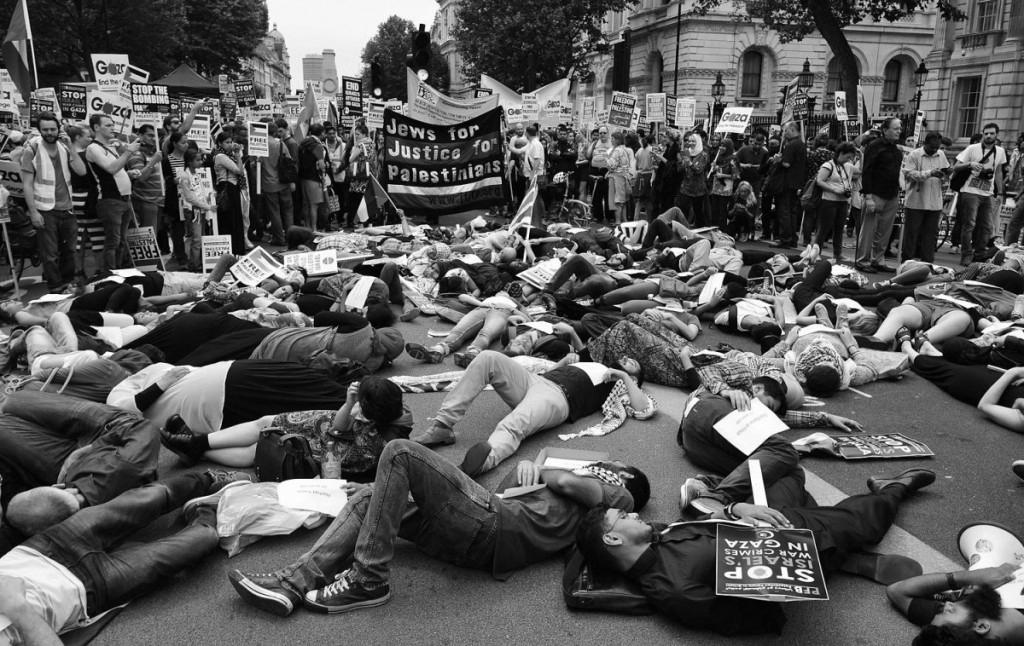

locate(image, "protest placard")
[[201, 235, 232, 274], [58, 83, 87, 120], [646, 93, 666, 123], [340, 76, 364, 128], [832, 433, 934, 460], [676, 97, 696, 129], [582, 97, 596, 124], [521, 92, 540, 122], [188, 114, 212, 152], [131, 84, 170, 113], [29, 94, 54, 123], [608, 92, 637, 128], [366, 100, 385, 130], [716, 524, 828, 602], [833, 93, 848, 121], [715, 106, 754, 134], [248, 121, 269, 157], [383, 107, 504, 215], [126, 226, 165, 271], [230, 246, 284, 286], [281, 249, 338, 277], [251, 101, 273, 121], [234, 78, 257, 107], [86, 90, 134, 136], [91, 54, 129, 94], [180, 167, 215, 220], [712, 398, 789, 455], [664, 93, 677, 128]]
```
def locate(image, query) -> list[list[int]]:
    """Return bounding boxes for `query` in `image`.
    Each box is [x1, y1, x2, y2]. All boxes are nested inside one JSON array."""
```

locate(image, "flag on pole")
[[294, 82, 319, 138], [2, 0, 35, 103], [363, 174, 401, 225], [126, 63, 150, 84], [508, 177, 538, 232]]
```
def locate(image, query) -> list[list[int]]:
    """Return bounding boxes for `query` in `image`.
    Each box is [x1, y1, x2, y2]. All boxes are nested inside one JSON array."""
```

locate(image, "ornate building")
[[242, 24, 292, 101], [576, 1, 936, 126], [921, 0, 1024, 144], [432, 0, 473, 97]]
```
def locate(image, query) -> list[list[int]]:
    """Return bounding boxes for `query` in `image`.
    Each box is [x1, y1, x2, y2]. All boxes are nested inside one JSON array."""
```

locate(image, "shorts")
[[301, 179, 325, 206]]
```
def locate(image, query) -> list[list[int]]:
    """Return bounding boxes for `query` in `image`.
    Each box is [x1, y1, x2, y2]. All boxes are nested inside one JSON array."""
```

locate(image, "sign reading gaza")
[[383, 107, 504, 215]]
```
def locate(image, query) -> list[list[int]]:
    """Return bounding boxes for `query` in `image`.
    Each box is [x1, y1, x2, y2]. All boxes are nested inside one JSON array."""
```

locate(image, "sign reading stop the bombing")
[[714, 106, 755, 134]]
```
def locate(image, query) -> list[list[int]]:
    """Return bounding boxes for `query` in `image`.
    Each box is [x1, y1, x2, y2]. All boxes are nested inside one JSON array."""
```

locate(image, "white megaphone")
[[958, 522, 1024, 609]]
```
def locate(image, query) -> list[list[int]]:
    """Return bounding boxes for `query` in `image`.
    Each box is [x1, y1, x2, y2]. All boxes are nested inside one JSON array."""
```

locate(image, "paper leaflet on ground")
[[281, 249, 338, 277], [522, 321, 554, 334], [276, 479, 350, 516], [713, 399, 789, 456], [698, 271, 726, 305], [516, 258, 561, 290], [344, 275, 377, 311], [229, 246, 284, 286], [715, 523, 829, 602]]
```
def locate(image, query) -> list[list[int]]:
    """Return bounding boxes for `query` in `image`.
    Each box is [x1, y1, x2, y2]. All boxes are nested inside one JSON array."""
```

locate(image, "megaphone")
[[958, 522, 1024, 609]]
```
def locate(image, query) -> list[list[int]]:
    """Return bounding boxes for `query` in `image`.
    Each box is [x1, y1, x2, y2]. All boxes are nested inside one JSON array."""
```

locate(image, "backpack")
[[562, 547, 652, 615], [800, 161, 828, 212], [278, 143, 298, 184], [253, 428, 319, 482]]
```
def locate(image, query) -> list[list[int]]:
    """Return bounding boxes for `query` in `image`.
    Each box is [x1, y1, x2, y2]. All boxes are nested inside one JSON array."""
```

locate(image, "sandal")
[[894, 326, 912, 349], [912, 330, 929, 352]]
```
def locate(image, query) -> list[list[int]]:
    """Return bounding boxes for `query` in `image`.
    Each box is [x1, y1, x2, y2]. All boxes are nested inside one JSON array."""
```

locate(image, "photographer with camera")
[[901, 131, 950, 263], [811, 141, 857, 264], [953, 122, 1007, 266]]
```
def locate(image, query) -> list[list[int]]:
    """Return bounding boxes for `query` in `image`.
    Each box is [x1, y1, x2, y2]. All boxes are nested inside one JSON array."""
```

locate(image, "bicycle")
[[551, 171, 594, 228], [936, 191, 957, 251]]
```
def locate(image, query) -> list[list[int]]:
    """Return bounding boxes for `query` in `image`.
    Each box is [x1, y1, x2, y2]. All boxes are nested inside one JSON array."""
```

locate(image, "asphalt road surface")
[[6, 240, 1018, 646]]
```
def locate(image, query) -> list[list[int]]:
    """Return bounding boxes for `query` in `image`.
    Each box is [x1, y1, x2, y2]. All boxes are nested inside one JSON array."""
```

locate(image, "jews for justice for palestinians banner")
[[716, 524, 828, 602], [407, 69, 498, 126], [383, 107, 504, 215]]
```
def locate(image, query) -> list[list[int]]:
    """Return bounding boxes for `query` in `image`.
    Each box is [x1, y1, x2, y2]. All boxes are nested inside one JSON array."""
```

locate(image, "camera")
[[978, 168, 994, 180]]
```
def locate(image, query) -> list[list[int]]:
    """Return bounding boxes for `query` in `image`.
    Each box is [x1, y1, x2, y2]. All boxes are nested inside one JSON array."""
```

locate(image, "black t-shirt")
[[541, 365, 614, 421]]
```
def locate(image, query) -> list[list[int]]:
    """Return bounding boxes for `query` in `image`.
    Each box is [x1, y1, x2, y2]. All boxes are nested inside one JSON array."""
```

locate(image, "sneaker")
[[453, 347, 481, 369], [409, 420, 456, 447], [813, 303, 833, 328], [1012, 460, 1024, 482], [206, 470, 255, 493], [679, 477, 710, 512], [399, 308, 421, 322], [459, 441, 493, 477], [182, 478, 252, 523], [405, 342, 445, 364], [228, 569, 301, 617], [304, 569, 391, 614]]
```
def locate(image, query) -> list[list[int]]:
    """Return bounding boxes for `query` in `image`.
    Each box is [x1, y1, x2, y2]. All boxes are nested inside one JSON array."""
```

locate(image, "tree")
[[690, 0, 966, 115], [0, 0, 187, 85], [454, 0, 638, 91], [360, 16, 450, 102], [179, 0, 268, 76]]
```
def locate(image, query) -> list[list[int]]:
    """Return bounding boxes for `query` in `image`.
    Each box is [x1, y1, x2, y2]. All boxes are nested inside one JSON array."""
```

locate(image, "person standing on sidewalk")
[[856, 117, 904, 273], [20, 112, 87, 292], [901, 131, 950, 263], [86, 114, 140, 272], [953, 122, 1006, 265]]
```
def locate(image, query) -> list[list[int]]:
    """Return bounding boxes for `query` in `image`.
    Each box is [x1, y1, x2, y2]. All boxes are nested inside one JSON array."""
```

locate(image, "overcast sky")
[[265, 0, 439, 87]]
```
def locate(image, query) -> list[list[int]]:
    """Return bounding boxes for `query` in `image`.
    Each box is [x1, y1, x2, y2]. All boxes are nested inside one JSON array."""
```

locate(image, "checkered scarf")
[[793, 338, 845, 384], [558, 379, 657, 441]]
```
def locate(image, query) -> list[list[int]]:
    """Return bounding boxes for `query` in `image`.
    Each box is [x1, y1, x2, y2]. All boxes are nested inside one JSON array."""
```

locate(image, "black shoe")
[[867, 468, 936, 496], [459, 442, 493, 477], [871, 263, 896, 273], [772, 240, 796, 249], [854, 262, 874, 273], [855, 335, 891, 351], [304, 569, 391, 614], [840, 552, 923, 585], [160, 415, 206, 466], [229, 569, 302, 617]]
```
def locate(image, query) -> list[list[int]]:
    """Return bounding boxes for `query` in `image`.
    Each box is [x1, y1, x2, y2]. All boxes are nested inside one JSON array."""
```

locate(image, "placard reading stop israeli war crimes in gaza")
[[382, 107, 505, 215]]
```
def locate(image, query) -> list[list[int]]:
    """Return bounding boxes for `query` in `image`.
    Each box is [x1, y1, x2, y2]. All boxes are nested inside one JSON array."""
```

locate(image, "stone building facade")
[[432, 0, 473, 98], [920, 0, 1024, 144], [242, 24, 292, 101]]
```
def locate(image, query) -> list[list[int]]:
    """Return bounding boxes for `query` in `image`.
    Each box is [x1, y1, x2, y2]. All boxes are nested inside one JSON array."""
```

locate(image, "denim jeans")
[[441, 307, 510, 353], [678, 396, 804, 507], [856, 194, 899, 265], [23, 473, 216, 615], [96, 197, 134, 271], [547, 254, 616, 298], [37, 209, 78, 288], [278, 440, 499, 591], [434, 351, 570, 469], [261, 188, 292, 243], [957, 192, 995, 263], [0, 391, 160, 507], [24, 312, 79, 368]]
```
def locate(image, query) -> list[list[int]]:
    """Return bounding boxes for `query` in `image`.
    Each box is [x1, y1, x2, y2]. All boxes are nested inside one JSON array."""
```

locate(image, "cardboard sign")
[[29, 95, 54, 123], [340, 76, 363, 128], [91, 54, 130, 94], [716, 524, 828, 601], [473, 88, 493, 98], [248, 121, 269, 157], [58, 83, 87, 121], [131, 84, 170, 113], [833, 433, 934, 460], [188, 114, 212, 152], [664, 94, 677, 127], [126, 226, 165, 271], [607, 91, 637, 128], [235, 79, 257, 107], [715, 106, 755, 134], [521, 92, 540, 121], [201, 235, 232, 274], [646, 93, 666, 123], [366, 100, 385, 130], [676, 97, 696, 130], [230, 246, 284, 286], [281, 248, 339, 276], [582, 97, 595, 124], [86, 90, 134, 136], [712, 398, 789, 455], [833, 93, 848, 121]]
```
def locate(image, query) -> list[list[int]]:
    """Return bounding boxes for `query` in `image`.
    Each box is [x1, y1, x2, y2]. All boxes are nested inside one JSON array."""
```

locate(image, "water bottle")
[[321, 440, 341, 479]]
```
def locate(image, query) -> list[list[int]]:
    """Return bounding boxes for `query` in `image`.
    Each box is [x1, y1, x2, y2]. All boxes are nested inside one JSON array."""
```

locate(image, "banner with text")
[[408, 70, 497, 126], [58, 84, 87, 121], [340, 76, 364, 128], [608, 92, 637, 128], [478, 74, 570, 129], [383, 107, 504, 214], [91, 54, 130, 94], [715, 106, 755, 134], [86, 90, 134, 136]]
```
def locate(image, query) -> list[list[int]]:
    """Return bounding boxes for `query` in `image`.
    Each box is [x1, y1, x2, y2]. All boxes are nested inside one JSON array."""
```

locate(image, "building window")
[[954, 75, 983, 139], [976, 0, 999, 31], [740, 51, 762, 97], [826, 58, 844, 95], [882, 60, 901, 102]]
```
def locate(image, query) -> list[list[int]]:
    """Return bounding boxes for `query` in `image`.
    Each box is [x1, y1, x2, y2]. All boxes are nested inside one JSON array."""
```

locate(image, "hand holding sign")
[[714, 106, 754, 134]]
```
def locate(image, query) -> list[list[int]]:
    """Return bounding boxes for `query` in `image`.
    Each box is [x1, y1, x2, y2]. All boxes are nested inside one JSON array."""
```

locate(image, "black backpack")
[[253, 428, 318, 482], [278, 143, 298, 184]]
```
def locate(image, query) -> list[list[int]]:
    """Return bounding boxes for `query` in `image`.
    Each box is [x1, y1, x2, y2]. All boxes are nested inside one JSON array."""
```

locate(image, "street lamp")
[[797, 59, 814, 90], [710, 72, 726, 129], [912, 60, 929, 113]]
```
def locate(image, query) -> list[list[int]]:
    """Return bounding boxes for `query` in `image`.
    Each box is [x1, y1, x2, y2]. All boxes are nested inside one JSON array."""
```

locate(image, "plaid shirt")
[[693, 352, 831, 428]]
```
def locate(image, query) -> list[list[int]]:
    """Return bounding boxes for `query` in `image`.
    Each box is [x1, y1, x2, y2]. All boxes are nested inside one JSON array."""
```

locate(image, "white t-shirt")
[[0, 546, 87, 644], [956, 143, 1007, 197], [523, 138, 545, 179], [107, 361, 230, 434]]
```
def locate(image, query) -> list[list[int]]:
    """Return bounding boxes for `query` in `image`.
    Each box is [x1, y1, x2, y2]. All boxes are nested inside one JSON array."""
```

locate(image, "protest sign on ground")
[[126, 226, 164, 271], [716, 524, 828, 602], [281, 249, 338, 276], [202, 235, 232, 274]]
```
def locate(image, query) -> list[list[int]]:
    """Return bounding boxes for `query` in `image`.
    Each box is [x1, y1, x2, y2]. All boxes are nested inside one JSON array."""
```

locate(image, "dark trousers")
[[776, 188, 800, 245], [814, 200, 849, 261], [903, 207, 941, 263], [37, 209, 77, 288], [675, 193, 707, 227], [216, 182, 245, 254], [24, 473, 217, 615], [547, 254, 616, 298]]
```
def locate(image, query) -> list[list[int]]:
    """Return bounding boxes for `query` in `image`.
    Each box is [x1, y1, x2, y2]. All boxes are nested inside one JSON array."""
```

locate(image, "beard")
[[41, 133, 58, 144]]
